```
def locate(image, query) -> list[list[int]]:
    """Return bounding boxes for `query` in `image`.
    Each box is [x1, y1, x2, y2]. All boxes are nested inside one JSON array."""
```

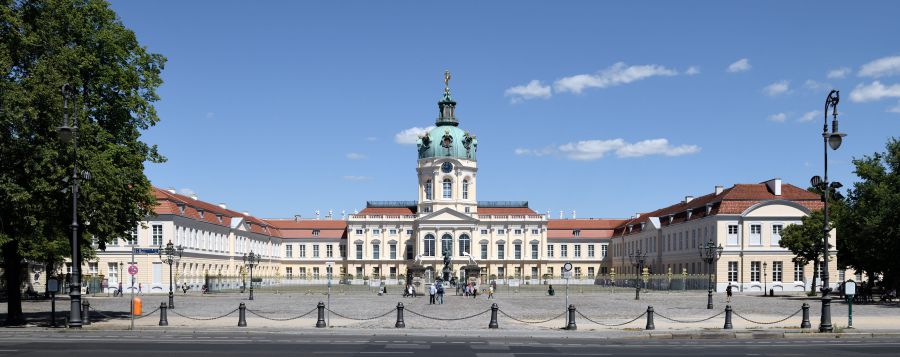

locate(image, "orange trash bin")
[[132, 297, 142, 316]]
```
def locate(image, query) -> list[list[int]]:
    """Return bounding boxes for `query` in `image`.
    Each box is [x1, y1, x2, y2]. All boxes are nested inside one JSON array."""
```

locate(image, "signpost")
[[845, 279, 856, 329], [326, 261, 334, 327], [563, 262, 573, 317], [47, 277, 60, 327]]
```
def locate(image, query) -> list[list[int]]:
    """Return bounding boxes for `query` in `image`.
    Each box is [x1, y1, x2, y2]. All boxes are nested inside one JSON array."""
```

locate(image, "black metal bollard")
[[316, 302, 326, 328], [488, 303, 499, 329], [395, 302, 405, 328], [159, 302, 168, 326], [645, 306, 655, 330], [82, 300, 91, 326], [238, 303, 247, 327], [723, 305, 733, 329], [800, 303, 811, 329], [566, 304, 577, 330]]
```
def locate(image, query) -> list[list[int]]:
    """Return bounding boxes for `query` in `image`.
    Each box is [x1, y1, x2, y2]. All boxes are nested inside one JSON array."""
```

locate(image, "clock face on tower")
[[441, 162, 453, 173]]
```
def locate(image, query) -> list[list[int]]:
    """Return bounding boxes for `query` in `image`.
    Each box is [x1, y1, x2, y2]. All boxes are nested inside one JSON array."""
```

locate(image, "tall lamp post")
[[699, 240, 724, 309], [627, 248, 646, 300], [158, 240, 184, 309], [243, 251, 261, 300], [811, 89, 846, 333], [763, 262, 768, 297], [58, 84, 85, 329]]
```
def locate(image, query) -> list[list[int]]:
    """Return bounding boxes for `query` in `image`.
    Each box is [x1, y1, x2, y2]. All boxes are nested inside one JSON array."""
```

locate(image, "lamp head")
[[828, 132, 846, 150], [58, 125, 75, 143], [810, 175, 823, 188]]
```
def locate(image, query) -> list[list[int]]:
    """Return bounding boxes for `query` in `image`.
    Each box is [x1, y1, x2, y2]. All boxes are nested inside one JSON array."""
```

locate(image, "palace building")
[[51, 73, 839, 295]]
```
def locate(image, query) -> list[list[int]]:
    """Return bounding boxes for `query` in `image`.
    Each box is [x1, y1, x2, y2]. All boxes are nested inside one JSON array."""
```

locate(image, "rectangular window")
[[531, 244, 538, 259], [751, 261, 761, 282], [286, 267, 293, 280], [340, 244, 347, 258], [514, 244, 522, 259], [727, 225, 739, 246], [750, 224, 762, 245], [547, 245, 554, 258], [588, 267, 595, 277], [601, 244, 608, 258], [574, 245, 582, 258], [794, 261, 805, 281], [816, 261, 825, 282], [285, 245, 293, 258], [108, 263, 119, 282], [372, 244, 380, 260], [355, 244, 363, 260], [560, 245, 568, 258], [443, 180, 452, 199], [326, 245, 333, 258], [728, 261, 738, 282], [88, 262, 99, 274], [497, 244, 505, 259], [129, 229, 138, 245], [356, 229, 363, 235], [389, 229, 397, 235], [406, 229, 413, 235], [531, 229, 539, 235], [152, 224, 163, 246], [313, 245, 320, 258], [772, 225, 783, 246], [512, 229, 521, 235], [312, 229, 320, 236], [587, 245, 595, 258], [480, 243, 488, 260], [497, 267, 505, 278], [390, 244, 397, 259], [313, 267, 320, 280], [772, 261, 783, 282], [390, 267, 397, 279], [498, 229, 506, 235], [299, 245, 306, 258], [480, 229, 488, 235], [575, 267, 582, 279], [531, 267, 539, 279], [373, 229, 381, 236]]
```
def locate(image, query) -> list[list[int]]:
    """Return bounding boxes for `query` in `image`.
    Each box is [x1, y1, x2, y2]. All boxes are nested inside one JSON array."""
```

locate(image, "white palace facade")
[[53, 74, 840, 294]]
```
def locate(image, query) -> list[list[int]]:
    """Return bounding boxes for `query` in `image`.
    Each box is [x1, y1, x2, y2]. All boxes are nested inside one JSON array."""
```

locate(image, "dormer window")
[[705, 203, 713, 215], [627, 225, 633, 233], [667, 215, 674, 224], [176, 203, 186, 215], [197, 209, 205, 220], [640, 222, 646, 230], [216, 214, 223, 223], [685, 209, 692, 220], [573, 229, 581, 237], [312, 229, 320, 236]]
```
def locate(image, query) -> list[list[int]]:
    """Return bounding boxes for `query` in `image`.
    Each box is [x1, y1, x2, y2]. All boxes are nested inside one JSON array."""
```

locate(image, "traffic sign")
[[128, 265, 138, 276], [563, 262, 573, 272]]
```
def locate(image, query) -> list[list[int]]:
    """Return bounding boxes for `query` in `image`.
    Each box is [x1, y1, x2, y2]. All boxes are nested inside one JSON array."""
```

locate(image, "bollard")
[[566, 304, 577, 330], [488, 303, 499, 329], [645, 306, 655, 330], [82, 300, 91, 326], [237, 303, 247, 327], [395, 302, 405, 328], [723, 305, 733, 329], [800, 303, 811, 329], [159, 302, 168, 326], [316, 302, 326, 328]]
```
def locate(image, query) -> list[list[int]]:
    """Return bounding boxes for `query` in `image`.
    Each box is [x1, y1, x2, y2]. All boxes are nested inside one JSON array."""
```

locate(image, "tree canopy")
[[0, 0, 165, 325]]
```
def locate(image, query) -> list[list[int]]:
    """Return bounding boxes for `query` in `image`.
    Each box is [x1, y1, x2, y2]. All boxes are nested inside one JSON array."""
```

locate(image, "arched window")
[[424, 234, 435, 256], [425, 180, 433, 200], [441, 234, 453, 256], [462, 179, 469, 199], [459, 234, 471, 256], [443, 178, 452, 199]]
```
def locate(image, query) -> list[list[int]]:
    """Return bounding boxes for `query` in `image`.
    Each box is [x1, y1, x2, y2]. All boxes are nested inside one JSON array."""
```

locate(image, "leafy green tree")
[[0, 0, 165, 325], [779, 210, 831, 294]]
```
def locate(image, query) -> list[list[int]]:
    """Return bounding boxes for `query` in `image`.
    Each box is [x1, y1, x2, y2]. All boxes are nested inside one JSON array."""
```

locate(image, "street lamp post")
[[158, 240, 184, 309], [699, 240, 724, 309], [627, 248, 647, 300], [58, 84, 84, 329], [811, 89, 847, 333], [763, 262, 768, 297], [243, 251, 261, 300]]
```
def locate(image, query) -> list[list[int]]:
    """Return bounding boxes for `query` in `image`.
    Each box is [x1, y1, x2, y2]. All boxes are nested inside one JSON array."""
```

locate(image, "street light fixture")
[[158, 240, 184, 309], [627, 248, 647, 300], [243, 251, 261, 300], [815, 89, 846, 333], [763, 262, 768, 297], [57, 84, 83, 329], [699, 240, 724, 309]]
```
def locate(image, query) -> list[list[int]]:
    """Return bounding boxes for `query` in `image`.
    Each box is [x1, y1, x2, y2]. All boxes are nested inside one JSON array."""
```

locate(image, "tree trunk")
[[2, 240, 26, 326], [810, 258, 819, 295]]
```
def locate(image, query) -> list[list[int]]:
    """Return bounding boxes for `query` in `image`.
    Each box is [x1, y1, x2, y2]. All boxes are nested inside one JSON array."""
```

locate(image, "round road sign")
[[128, 265, 138, 276], [563, 262, 573, 272]]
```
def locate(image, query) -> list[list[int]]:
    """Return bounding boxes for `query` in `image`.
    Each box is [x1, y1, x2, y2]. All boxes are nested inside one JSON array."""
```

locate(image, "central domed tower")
[[416, 71, 478, 214]]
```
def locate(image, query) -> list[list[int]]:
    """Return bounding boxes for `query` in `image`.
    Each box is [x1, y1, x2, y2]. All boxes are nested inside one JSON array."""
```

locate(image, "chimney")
[[218, 203, 227, 209], [166, 187, 176, 194], [684, 196, 695, 204], [293, 214, 302, 221], [765, 178, 782, 196], [341, 210, 346, 219], [559, 210, 564, 219], [315, 210, 320, 220], [572, 210, 576, 219], [715, 185, 724, 195], [632, 213, 641, 219], [190, 193, 198, 200], [327, 209, 334, 220], [242, 211, 250, 216]]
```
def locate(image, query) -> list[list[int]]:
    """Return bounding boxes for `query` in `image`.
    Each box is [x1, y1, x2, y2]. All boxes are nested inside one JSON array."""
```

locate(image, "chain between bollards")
[[645, 306, 655, 330], [237, 303, 247, 327], [81, 300, 91, 326], [316, 302, 326, 328], [159, 302, 168, 326], [566, 304, 577, 330], [801, 303, 811, 329], [488, 303, 499, 329], [395, 302, 405, 328], [723, 305, 733, 329]]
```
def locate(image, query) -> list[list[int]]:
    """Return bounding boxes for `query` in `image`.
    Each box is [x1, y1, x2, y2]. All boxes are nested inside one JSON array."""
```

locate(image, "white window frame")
[[771, 224, 783, 246], [726, 224, 739, 246]]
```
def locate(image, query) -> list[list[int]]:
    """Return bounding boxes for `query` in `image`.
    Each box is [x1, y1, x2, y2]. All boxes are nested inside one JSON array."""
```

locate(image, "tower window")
[[425, 180, 433, 200], [424, 234, 435, 256], [442, 178, 452, 199], [462, 179, 469, 199]]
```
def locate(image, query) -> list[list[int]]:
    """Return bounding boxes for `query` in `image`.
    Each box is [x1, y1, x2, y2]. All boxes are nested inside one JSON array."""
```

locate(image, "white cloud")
[[342, 176, 372, 181], [394, 126, 434, 144], [858, 55, 900, 78], [504, 80, 552, 103], [520, 138, 700, 160], [346, 152, 366, 160], [178, 188, 196, 197], [849, 81, 900, 102], [827, 67, 851, 79], [763, 80, 790, 96], [685, 66, 701, 76], [889, 101, 900, 114], [767, 113, 788, 122], [804, 79, 830, 92], [553, 62, 678, 94], [799, 110, 819, 122], [727, 58, 751, 73]]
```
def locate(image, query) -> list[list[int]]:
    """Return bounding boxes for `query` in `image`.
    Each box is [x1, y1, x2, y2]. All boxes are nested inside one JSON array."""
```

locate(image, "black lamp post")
[[158, 240, 184, 309], [627, 248, 646, 300], [58, 84, 83, 329], [763, 262, 768, 297], [811, 89, 846, 333], [243, 251, 261, 300], [699, 240, 724, 309]]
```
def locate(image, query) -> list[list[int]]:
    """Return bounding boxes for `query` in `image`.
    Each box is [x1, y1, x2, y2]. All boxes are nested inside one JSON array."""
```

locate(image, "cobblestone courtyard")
[[5, 285, 898, 332]]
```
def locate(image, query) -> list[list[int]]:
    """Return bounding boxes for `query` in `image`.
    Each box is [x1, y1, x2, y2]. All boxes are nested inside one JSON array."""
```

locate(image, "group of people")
[[401, 280, 498, 301], [429, 282, 445, 304]]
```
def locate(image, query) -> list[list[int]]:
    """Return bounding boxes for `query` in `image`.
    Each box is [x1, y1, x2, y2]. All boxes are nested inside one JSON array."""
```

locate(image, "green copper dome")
[[417, 71, 478, 161]]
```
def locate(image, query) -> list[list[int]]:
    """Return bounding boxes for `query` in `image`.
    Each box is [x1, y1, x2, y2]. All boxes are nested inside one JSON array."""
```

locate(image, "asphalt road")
[[0, 331, 898, 356]]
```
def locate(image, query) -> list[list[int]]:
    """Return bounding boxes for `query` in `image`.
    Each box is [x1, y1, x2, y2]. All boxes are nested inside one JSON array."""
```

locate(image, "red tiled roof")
[[477, 207, 537, 215], [152, 187, 282, 237], [358, 207, 416, 215], [548, 219, 627, 229], [547, 230, 615, 239], [265, 220, 348, 229]]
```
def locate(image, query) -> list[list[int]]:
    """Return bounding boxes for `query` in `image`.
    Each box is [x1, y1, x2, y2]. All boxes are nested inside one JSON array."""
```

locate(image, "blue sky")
[[109, 1, 900, 219]]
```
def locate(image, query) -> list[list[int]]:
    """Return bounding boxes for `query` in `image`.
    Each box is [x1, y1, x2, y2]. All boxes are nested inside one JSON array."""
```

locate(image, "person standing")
[[488, 284, 494, 299], [138, 282, 143, 295], [116, 281, 123, 297], [437, 283, 445, 304], [726, 284, 733, 303], [429, 283, 437, 304]]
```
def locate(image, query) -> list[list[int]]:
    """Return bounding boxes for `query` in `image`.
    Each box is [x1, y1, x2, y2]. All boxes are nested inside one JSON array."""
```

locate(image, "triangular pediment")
[[417, 207, 478, 224]]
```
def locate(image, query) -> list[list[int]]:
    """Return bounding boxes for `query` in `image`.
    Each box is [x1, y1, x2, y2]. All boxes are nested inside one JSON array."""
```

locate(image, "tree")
[[779, 210, 832, 294], [0, 0, 165, 325], [837, 138, 900, 289]]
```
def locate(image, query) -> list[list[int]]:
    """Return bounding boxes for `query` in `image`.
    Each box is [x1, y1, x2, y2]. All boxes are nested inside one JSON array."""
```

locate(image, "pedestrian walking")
[[116, 281, 123, 297], [726, 284, 733, 303], [138, 283, 143, 295], [471, 283, 477, 299], [429, 283, 437, 304], [488, 285, 494, 299], [437, 283, 445, 304]]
